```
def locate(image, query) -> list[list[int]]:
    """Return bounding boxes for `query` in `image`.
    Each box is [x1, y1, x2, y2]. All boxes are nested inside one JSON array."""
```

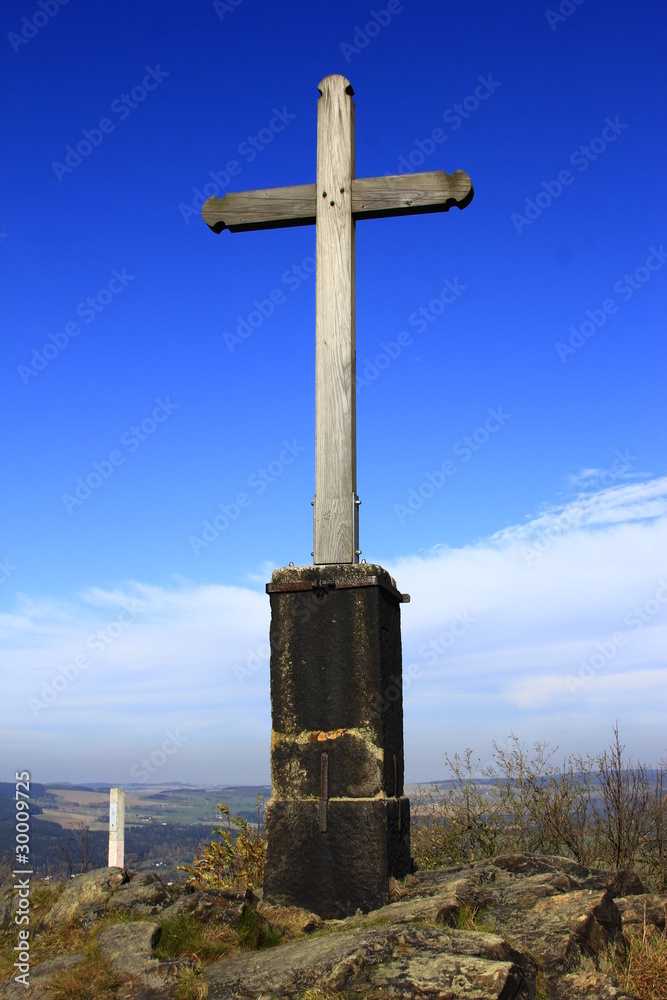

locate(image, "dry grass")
[[154, 911, 237, 964], [299, 991, 356, 1000], [1, 910, 146, 996], [455, 903, 494, 934], [618, 925, 667, 1000], [0, 881, 282, 998], [174, 966, 210, 1000], [46, 945, 121, 999], [257, 901, 322, 938], [298, 990, 397, 1000], [388, 876, 407, 900], [0, 881, 65, 980]]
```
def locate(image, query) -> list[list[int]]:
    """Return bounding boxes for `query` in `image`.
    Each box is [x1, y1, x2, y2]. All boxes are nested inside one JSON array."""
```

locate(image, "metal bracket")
[[319, 752, 329, 832], [267, 575, 410, 603]]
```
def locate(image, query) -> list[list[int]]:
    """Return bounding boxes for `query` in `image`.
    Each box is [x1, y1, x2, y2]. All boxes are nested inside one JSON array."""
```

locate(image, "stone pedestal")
[[263, 563, 412, 918]]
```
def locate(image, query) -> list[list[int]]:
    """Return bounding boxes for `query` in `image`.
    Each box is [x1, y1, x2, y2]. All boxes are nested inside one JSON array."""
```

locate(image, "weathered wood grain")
[[313, 74, 358, 565], [201, 170, 473, 233], [201, 183, 316, 233], [352, 169, 473, 219]]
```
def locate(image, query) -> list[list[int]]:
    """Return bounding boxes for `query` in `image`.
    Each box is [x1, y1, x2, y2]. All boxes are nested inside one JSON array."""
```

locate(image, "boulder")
[[2, 853, 655, 1000], [40, 867, 128, 929], [97, 921, 163, 978], [107, 872, 173, 916], [553, 971, 637, 1000], [39, 869, 177, 928], [0, 954, 85, 1000], [204, 852, 644, 999], [97, 921, 194, 997], [157, 887, 242, 925], [615, 891, 667, 936], [206, 922, 533, 999]]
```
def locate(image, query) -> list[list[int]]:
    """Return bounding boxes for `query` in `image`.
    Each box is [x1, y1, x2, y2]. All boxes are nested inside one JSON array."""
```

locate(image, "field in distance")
[[33, 783, 271, 831]]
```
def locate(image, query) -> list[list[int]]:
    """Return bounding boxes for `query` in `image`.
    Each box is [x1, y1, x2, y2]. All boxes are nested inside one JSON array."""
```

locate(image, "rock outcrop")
[[97, 921, 193, 994], [615, 891, 667, 937], [1, 854, 664, 999], [206, 854, 657, 999], [207, 922, 533, 999], [39, 866, 130, 930]]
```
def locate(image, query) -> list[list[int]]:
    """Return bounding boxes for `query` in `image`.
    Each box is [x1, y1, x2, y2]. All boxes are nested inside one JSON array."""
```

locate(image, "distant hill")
[[0, 781, 271, 878], [0, 781, 49, 821], [0, 781, 49, 798]]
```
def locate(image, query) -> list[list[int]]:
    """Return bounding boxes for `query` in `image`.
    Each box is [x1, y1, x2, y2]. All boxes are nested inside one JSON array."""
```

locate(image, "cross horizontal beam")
[[201, 169, 474, 233]]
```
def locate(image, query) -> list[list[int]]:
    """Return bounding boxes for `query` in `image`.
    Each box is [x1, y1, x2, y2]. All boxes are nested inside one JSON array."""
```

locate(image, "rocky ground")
[[1, 853, 665, 999]]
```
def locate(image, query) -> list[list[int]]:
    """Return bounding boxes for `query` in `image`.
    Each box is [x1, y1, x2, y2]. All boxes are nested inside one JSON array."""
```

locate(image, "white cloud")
[[384, 476, 667, 774], [2, 477, 666, 783]]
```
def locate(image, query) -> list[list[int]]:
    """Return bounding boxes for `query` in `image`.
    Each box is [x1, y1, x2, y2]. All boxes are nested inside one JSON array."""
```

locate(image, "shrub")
[[179, 795, 266, 891], [412, 725, 666, 892]]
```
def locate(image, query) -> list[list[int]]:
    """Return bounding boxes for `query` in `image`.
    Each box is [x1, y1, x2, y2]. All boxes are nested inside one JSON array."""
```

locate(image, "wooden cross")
[[203, 74, 473, 565]]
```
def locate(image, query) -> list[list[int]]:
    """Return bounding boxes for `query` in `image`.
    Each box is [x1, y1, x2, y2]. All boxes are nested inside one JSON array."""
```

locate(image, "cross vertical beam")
[[201, 76, 474, 566], [314, 75, 358, 565]]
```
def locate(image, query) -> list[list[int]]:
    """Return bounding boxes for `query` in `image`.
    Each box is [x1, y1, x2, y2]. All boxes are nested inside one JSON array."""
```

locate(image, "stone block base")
[[263, 564, 412, 917], [263, 796, 411, 918]]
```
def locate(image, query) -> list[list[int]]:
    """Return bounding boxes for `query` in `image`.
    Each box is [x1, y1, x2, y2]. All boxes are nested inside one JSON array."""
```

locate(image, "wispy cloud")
[[2, 477, 666, 783], [386, 475, 667, 773], [489, 475, 667, 544]]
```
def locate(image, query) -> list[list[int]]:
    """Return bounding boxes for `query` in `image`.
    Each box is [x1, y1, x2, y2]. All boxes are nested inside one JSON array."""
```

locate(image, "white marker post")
[[108, 787, 125, 868]]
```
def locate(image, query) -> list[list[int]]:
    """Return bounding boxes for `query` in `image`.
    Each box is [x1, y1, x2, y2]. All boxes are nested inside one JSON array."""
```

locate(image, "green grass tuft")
[[237, 906, 282, 950], [455, 903, 494, 933], [154, 911, 233, 964]]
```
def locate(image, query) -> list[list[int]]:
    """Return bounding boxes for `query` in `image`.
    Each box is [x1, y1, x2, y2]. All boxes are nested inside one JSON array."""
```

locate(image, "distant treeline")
[[0, 812, 216, 879]]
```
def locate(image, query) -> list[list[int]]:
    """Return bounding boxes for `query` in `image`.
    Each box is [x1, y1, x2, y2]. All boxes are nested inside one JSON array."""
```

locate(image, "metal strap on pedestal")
[[266, 575, 410, 603]]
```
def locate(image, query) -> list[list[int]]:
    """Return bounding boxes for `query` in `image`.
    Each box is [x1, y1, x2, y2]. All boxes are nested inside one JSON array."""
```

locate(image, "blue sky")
[[1, 0, 665, 784]]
